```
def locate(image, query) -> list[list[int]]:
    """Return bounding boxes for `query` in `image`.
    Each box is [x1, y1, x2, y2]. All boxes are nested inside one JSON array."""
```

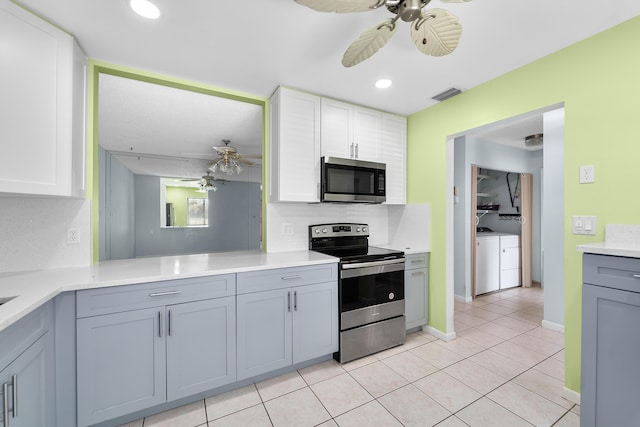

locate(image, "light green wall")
[[165, 187, 206, 227], [407, 16, 640, 393]]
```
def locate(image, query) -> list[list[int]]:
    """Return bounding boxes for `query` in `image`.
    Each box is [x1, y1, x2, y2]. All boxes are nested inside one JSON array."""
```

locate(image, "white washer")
[[499, 234, 520, 289]]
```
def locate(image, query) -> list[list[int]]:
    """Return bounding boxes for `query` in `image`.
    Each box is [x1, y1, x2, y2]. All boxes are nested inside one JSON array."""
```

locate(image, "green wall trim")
[[87, 60, 269, 262], [407, 16, 640, 393]]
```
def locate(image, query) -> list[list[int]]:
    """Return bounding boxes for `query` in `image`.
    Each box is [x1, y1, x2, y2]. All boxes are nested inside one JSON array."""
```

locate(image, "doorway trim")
[[445, 103, 564, 336]]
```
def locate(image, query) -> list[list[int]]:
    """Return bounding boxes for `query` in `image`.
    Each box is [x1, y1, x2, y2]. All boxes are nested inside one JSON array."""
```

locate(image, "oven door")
[[340, 258, 405, 330]]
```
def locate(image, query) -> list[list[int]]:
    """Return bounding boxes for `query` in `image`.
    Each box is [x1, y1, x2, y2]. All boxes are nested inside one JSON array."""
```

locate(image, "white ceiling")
[[17, 0, 640, 117], [98, 73, 263, 179]]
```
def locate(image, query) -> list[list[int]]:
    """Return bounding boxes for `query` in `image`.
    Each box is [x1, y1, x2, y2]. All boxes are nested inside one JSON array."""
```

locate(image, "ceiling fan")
[[181, 171, 227, 192], [209, 139, 261, 175], [294, 0, 470, 67]]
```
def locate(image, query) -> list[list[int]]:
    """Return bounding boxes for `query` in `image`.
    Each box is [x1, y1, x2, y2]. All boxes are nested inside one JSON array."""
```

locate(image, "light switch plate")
[[580, 165, 595, 183], [573, 216, 596, 235]]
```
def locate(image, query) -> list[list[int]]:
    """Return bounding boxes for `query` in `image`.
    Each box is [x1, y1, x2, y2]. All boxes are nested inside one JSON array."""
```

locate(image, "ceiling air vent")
[[431, 87, 462, 102]]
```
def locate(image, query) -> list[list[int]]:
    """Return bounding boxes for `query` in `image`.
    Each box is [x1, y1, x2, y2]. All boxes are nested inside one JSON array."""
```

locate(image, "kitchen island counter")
[[0, 250, 338, 332]]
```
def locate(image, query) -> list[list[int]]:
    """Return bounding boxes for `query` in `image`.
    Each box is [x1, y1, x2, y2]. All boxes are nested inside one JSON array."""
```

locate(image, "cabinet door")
[[405, 268, 427, 330], [270, 88, 321, 202], [0, 1, 80, 196], [0, 333, 54, 427], [77, 308, 166, 426], [292, 282, 338, 364], [582, 283, 640, 427], [321, 98, 353, 159], [166, 297, 236, 401], [353, 107, 381, 162], [237, 289, 292, 380], [381, 114, 406, 204]]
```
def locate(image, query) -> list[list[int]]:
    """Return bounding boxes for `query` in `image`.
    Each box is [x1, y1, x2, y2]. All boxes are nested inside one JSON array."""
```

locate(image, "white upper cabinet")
[[269, 87, 321, 203], [320, 98, 382, 163], [0, 0, 86, 197], [269, 87, 405, 204], [381, 113, 406, 204]]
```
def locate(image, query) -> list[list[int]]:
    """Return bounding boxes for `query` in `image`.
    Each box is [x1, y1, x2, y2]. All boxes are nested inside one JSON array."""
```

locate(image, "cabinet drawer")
[[0, 301, 52, 369], [405, 253, 429, 271], [583, 254, 640, 293], [76, 274, 236, 318], [237, 264, 337, 295]]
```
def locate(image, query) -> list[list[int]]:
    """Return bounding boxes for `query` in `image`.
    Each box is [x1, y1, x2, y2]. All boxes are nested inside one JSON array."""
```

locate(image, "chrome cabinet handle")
[[168, 310, 172, 337], [287, 291, 291, 312], [149, 290, 181, 297], [281, 275, 301, 281], [411, 259, 424, 264], [350, 143, 354, 158], [11, 376, 16, 418], [355, 143, 359, 159], [158, 311, 162, 338], [294, 291, 298, 311], [633, 274, 640, 279], [3, 382, 8, 427], [411, 271, 425, 277]]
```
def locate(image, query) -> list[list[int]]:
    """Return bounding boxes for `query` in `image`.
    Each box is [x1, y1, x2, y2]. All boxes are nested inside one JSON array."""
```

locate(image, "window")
[[187, 198, 208, 226]]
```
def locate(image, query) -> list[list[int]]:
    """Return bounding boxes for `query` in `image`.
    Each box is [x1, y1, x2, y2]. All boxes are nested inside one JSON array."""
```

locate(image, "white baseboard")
[[426, 326, 457, 342], [542, 320, 565, 333], [562, 387, 581, 405], [454, 294, 473, 303]]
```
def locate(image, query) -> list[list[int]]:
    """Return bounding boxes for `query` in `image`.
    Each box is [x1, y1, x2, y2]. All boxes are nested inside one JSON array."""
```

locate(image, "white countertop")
[[577, 224, 640, 259], [0, 250, 338, 332], [577, 242, 640, 259]]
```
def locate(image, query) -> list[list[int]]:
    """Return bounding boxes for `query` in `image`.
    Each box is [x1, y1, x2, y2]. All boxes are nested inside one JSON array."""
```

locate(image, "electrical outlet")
[[281, 223, 294, 236], [67, 228, 81, 244], [580, 165, 595, 184]]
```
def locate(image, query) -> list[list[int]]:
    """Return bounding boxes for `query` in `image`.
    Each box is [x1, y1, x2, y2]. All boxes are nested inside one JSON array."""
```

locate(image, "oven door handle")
[[342, 257, 406, 269]]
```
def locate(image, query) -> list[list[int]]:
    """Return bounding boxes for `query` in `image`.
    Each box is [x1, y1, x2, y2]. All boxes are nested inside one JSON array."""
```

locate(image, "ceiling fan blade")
[[410, 8, 462, 57], [237, 158, 257, 166], [238, 153, 262, 159], [294, 0, 384, 13], [342, 19, 398, 68]]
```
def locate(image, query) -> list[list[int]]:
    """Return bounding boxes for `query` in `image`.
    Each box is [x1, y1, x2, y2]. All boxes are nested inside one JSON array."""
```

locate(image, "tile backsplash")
[[266, 203, 390, 252], [0, 197, 91, 273], [266, 202, 431, 253]]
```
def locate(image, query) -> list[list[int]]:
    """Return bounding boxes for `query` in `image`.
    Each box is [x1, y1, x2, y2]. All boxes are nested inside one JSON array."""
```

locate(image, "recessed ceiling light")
[[375, 79, 392, 89], [130, 0, 161, 19]]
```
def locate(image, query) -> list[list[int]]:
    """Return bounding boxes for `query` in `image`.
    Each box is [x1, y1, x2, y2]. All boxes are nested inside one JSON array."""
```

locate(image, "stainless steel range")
[[309, 223, 406, 363]]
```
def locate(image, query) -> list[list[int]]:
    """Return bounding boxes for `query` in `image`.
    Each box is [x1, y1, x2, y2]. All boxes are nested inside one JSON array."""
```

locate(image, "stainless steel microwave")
[[321, 157, 386, 203]]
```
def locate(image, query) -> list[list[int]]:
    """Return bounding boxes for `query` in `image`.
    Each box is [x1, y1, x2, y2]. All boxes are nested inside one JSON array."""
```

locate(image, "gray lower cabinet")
[[166, 297, 236, 401], [236, 281, 338, 380], [77, 307, 166, 426], [581, 253, 640, 427], [405, 253, 429, 330], [76, 275, 236, 427], [0, 303, 54, 427]]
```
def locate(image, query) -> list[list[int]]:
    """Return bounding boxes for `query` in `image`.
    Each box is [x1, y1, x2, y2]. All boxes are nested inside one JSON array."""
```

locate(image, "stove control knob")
[[322, 228, 328, 233], [362, 227, 368, 233], [314, 229, 320, 234], [356, 227, 361, 232]]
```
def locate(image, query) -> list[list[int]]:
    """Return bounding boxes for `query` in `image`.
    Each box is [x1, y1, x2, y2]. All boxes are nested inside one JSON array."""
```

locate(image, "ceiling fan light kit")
[[208, 139, 260, 175], [294, 0, 469, 67]]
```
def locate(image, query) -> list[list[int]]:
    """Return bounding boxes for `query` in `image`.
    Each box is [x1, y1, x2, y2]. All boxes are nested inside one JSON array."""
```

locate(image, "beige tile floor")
[[121, 286, 579, 427]]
